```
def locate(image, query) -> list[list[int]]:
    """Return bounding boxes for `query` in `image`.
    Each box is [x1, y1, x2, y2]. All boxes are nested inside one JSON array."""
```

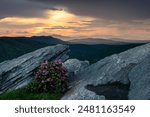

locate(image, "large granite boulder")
[[128, 55, 150, 100], [63, 59, 89, 82], [63, 59, 89, 75], [62, 43, 150, 100], [0, 44, 69, 92]]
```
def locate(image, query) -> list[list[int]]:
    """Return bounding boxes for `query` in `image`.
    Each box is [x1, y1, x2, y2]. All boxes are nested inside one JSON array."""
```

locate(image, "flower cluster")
[[35, 60, 69, 93]]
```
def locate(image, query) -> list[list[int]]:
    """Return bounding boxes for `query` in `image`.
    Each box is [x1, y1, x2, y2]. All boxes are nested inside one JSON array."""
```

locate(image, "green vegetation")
[[0, 37, 142, 63], [34, 60, 69, 93], [69, 44, 142, 63], [0, 37, 48, 62], [0, 60, 69, 100], [0, 37, 144, 100], [0, 87, 61, 100]]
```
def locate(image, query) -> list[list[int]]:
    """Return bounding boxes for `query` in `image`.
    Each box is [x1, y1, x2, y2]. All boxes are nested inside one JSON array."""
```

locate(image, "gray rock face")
[[128, 55, 150, 100], [62, 43, 150, 100], [62, 89, 105, 100], [63, 59, 89, 78], [0, 44, 69, 92]]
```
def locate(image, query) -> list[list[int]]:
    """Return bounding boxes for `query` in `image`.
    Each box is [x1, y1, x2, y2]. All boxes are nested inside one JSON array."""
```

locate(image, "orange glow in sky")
[[0, 10, 150, 40]]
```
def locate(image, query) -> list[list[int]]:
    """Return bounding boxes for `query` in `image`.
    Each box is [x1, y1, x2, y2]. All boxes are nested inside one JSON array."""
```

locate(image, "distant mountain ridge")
[[0, 37, 49, 62], [30, 36, 66, 44], [0, 36, 142, 63], [69, 38, 150, 45], [0, 36, 66, 45], [1, 36, 149, 45]]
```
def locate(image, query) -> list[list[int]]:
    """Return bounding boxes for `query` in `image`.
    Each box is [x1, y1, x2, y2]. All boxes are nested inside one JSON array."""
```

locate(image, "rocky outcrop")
[[128, 55, 150, 100], [63, 59, 89, 83], [62, 43, 150, 100], [0, 44, 69, 92], [63, 59, 89, 75]]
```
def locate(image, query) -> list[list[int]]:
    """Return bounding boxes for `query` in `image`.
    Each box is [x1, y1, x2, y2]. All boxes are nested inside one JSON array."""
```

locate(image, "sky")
[[0, 0, 150, 40]]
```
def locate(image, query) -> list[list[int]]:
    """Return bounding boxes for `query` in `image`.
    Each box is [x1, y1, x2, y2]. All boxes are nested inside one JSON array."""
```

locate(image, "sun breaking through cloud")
[[0, 0, 150, 40]]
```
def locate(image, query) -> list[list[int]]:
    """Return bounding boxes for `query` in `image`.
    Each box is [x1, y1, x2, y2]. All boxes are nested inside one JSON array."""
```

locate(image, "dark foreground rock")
[[0, 44, 69, 92], [62, 43, 150, 100], [86, 82, 130, 100]]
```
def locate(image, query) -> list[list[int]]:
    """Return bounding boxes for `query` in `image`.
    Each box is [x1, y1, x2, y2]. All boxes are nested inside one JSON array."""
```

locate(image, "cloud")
[[0, 0, 149, 40], [31, 0, 150, 21], [1, 0, 150, 21], [0, 0, 59, 19], [0, 22, 44, 29]]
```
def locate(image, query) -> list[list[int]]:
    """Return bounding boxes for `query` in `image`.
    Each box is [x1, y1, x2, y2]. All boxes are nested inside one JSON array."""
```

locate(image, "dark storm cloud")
[[1, 0, 150, 21], [0, 0, 58, 19], [31, 0, 150, 21]]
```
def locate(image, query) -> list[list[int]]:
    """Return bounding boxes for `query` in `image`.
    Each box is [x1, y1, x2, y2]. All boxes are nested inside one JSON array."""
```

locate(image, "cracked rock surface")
[[62, 43, 150, 100], [0, 44, 69, 92]]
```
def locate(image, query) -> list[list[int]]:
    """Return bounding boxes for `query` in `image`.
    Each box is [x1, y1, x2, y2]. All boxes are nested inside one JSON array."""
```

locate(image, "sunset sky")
[[0, 0, 150, 40]]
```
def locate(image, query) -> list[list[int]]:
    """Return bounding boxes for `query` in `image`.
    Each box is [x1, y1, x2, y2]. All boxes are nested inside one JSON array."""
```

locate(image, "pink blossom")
[[41, 80, 45, 83]]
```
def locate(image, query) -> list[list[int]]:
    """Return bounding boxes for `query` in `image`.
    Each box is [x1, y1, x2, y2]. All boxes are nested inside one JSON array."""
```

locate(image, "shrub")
[[33, 60, 69, 93]]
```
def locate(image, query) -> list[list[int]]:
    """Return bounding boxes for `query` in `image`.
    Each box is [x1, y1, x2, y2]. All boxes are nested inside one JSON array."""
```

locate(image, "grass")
[[0, 87, 62, 100]]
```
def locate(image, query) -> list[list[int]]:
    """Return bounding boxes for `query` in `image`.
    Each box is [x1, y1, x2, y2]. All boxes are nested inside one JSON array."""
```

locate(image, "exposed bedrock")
[[63, 59, 89, 84], [62, 43, 150, 100], [0, 44, 69, 92], [128, 55, 150, 100]]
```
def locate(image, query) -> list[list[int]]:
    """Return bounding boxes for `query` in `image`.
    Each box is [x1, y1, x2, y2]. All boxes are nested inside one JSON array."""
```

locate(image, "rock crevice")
[[62, 43, 150, 100]]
